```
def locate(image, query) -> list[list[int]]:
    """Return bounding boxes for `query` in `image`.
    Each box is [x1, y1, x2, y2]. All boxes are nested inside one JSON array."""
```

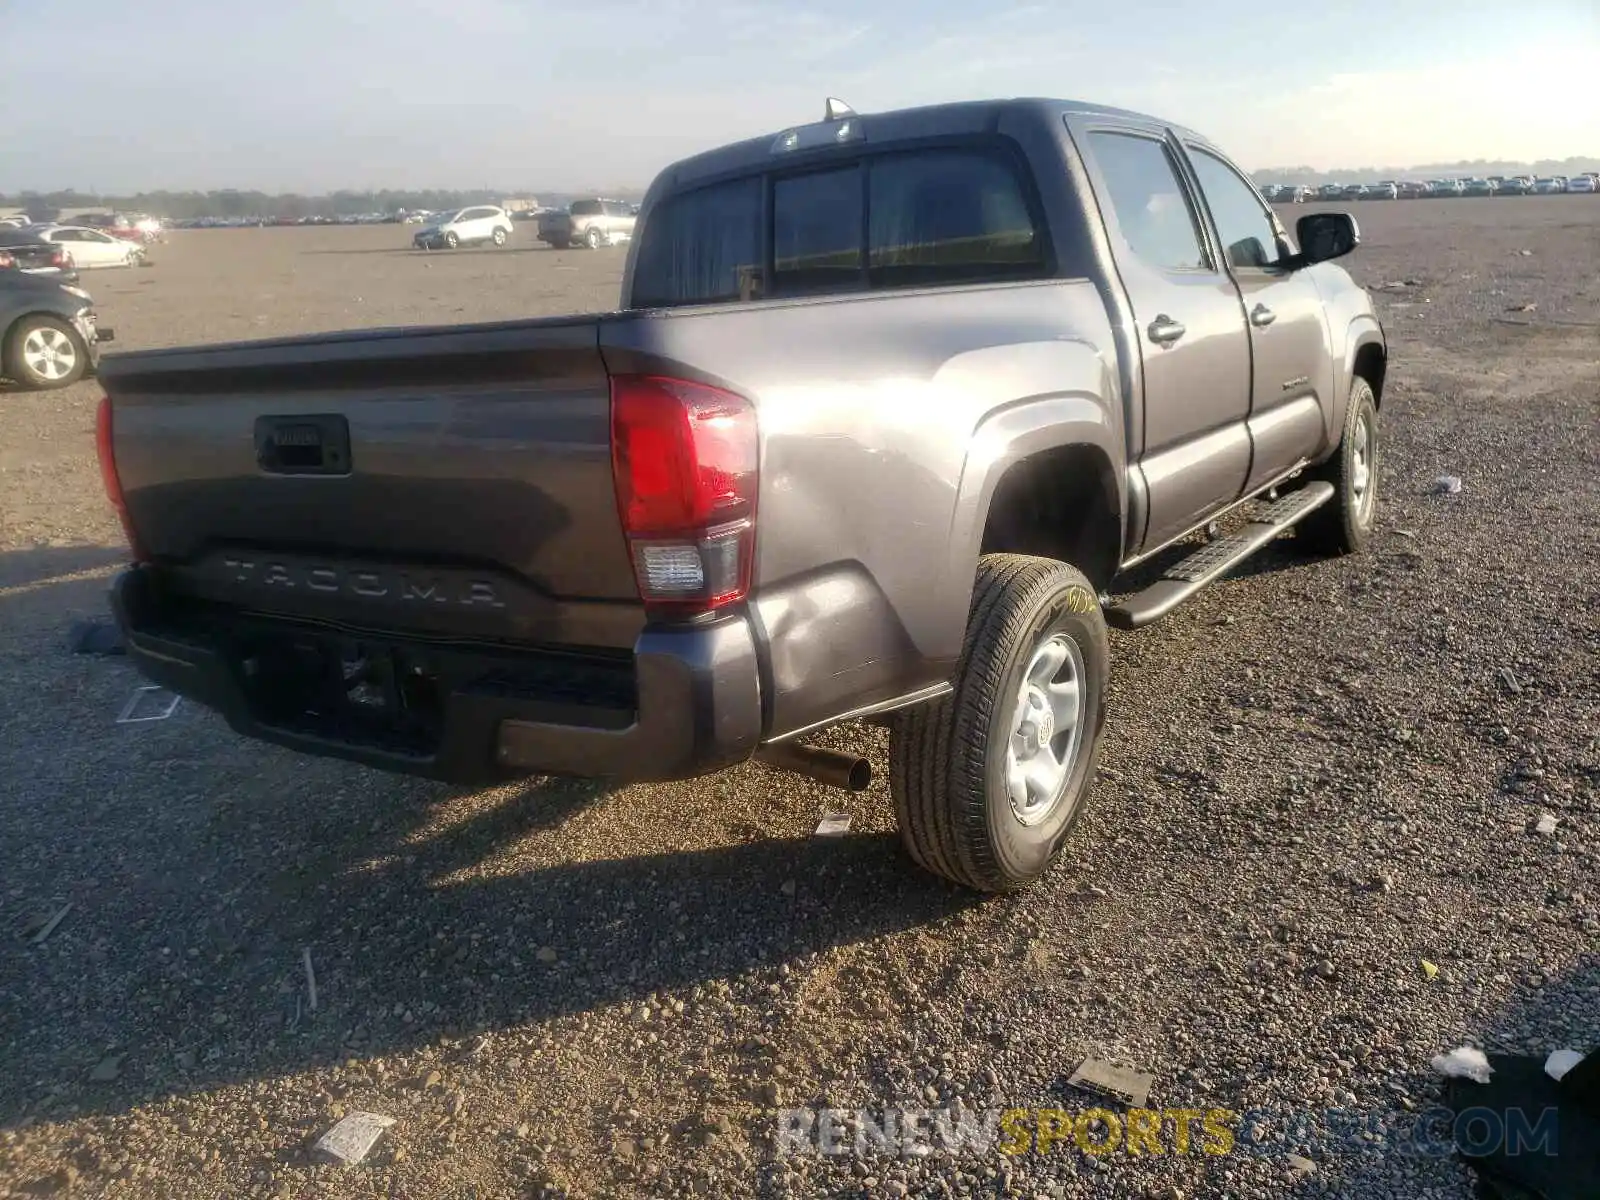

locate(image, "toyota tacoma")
[[96, 97, 1385, 892]]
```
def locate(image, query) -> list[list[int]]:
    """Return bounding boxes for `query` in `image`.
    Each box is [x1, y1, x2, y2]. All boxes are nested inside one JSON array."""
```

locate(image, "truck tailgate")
[[99, 315, 644, 650]]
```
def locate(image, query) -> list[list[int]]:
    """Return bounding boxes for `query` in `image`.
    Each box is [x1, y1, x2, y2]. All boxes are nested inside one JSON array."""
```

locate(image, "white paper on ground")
[[1544, 1049, 1585, 1082], [1430, 1046, 1492, 1085], [314, 1112, 396, 1165]]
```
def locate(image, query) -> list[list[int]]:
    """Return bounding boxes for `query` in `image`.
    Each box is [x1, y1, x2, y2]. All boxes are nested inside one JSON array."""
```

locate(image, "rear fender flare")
[[936, 390, 1124, 658]]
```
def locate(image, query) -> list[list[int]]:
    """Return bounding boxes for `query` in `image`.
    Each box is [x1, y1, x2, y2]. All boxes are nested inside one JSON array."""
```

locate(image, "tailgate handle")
[[255, 414, 352, 476]]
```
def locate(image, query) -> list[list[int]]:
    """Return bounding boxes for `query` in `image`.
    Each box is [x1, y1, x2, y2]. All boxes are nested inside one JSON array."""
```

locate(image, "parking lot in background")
[[1, 197, 1597, 1199]]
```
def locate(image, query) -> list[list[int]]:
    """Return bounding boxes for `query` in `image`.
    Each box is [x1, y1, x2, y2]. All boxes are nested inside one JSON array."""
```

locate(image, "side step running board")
[[1105, 482, 1335, 631]]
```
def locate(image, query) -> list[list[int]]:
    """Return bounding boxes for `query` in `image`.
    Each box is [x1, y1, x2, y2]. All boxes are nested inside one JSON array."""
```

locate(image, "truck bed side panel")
[[602, 281, 1121, 738]]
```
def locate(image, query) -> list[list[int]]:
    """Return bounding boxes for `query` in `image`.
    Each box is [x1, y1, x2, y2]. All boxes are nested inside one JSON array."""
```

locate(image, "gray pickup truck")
[[96, 97, 1385, 893]]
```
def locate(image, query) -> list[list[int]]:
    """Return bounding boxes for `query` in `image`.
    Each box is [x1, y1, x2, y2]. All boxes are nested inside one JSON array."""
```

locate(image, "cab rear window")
[[630, 144, 1047, 309]]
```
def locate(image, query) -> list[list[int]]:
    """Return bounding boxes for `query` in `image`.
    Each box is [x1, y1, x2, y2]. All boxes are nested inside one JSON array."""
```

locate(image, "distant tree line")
[[1254, 157, 1600, 186], [0, 188, 517, 221]]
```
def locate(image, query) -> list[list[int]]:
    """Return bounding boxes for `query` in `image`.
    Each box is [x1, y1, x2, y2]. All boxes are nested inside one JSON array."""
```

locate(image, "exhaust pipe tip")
[[755, 742, 873, 793]]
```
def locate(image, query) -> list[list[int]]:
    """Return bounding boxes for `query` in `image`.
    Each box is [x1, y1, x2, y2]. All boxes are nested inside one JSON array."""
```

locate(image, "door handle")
[[1250, 303, 1277, 328], [1147, 314, 1187, 345]]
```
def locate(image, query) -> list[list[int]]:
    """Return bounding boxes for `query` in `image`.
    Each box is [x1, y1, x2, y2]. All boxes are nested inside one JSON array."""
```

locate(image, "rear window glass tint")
[[773, 167, 863, 285], [631, 176, 763, 308], [869, 152, 1042, 271], [570, 200, 603, 216]]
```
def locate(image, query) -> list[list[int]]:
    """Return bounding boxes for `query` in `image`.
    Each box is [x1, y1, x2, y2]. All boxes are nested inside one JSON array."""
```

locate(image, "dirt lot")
[[2, 200, 1598, 1200]]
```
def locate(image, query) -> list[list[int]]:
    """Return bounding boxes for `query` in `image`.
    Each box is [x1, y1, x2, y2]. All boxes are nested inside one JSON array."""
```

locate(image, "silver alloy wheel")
[[1006, 632, 1089, 826], [22, 325, 78, 383], [1350, 411, 1375, 526]]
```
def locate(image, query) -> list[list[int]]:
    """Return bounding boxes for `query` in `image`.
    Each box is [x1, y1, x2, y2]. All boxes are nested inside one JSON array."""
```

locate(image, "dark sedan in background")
[[1, 269, 111, 389]]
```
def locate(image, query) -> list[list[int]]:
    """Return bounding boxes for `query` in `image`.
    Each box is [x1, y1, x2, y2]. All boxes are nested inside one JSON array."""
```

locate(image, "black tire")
[[1299, 375, 1379, 556], [4, 315, 88, 390], [444, 231, 459, 249], [584, 227, 603, 250], [890, 554, 1109, 893], [492, 228, 507, 247]]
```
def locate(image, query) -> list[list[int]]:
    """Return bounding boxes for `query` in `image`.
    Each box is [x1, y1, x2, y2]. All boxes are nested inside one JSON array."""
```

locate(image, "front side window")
[[1188, 148, 1281, 270]]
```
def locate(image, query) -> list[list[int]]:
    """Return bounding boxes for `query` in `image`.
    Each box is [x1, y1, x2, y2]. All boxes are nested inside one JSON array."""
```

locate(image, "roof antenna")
[[824, 97, 856, 121]]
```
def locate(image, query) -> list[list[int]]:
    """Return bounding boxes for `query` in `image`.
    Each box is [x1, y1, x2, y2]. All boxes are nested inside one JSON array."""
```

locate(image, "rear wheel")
[[444, 231, 459, 249], [5, 315, 88, 390], [1299, 376, 1379, 555], [890, 554, 1109, 893], [492, 227, 507, 247], [584, 227, 603, 250]]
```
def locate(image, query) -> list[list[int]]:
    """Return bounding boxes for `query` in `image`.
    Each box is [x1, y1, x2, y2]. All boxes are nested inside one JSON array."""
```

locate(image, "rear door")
[[1182, 144, 1335, 493], [1074, 124, 1252, 551]]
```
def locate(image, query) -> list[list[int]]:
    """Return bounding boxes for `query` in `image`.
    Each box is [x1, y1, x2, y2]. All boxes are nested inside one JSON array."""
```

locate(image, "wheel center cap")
[[1025, 689, 1054, 749]]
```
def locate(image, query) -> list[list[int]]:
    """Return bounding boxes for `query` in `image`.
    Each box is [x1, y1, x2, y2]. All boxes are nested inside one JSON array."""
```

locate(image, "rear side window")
[[630, 144, 1047, 308], [571, 200, 603, 216], [631, 176, 763, 308], [1087, 132, 1208, 272]]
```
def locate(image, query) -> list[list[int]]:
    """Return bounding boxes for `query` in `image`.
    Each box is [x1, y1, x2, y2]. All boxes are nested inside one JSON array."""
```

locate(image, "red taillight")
[[96, 395, 147, 562], [0, 251, 14, 269], [610, 374, 757, 616]]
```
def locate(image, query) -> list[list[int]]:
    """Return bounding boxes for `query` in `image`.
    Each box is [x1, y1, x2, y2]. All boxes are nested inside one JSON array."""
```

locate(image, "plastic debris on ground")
[[67, 619, 125, 656], [1430, 1045, 1492, 1084], [1421, 959, 1439, 980], [1431, 475, 1463, 496], [117, 686, 180, 724], [814, 813, 852, 837], [313, 1112, 396, 1166], [1534, 813, 1560, 836], [1067, 1058, 1154, 1107]]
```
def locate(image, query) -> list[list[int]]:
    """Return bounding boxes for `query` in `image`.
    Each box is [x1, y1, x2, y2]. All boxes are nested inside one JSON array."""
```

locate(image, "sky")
[[2, 0, 1597, 193]]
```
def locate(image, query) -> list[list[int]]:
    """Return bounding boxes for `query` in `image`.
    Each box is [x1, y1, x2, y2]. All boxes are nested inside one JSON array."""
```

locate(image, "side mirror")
[[1290, 212, 1360, 267]]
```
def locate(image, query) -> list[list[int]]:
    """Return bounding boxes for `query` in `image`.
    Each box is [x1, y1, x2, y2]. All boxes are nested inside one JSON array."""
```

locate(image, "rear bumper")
[[110, 565, 763, 786]]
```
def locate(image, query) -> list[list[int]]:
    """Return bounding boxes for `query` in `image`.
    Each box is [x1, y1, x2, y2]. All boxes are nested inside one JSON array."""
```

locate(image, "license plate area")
[[234, 631, 445, 756]]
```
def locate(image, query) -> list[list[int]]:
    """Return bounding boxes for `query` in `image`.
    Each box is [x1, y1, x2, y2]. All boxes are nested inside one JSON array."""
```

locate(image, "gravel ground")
[[1, 199, 1597, 1199]]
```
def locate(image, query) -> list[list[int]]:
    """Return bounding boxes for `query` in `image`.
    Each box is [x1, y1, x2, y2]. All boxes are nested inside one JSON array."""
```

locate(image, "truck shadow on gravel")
[[1, 554, 979, 1127]]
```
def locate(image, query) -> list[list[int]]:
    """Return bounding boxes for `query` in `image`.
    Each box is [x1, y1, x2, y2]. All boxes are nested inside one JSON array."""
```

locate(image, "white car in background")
[[34, 225, 145, 268], [1565, 175, 1596, 194], [411, 206, 513, 250]]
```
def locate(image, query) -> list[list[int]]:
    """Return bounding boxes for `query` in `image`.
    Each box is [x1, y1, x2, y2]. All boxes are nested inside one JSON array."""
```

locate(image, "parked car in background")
[[96, 95, 1385, 894], [537, 199, 638, 249], [1462, 178, 1495, 197], [1287, 185, 1312, 203], [411, 206, 513, 250], [1365, 182, 1399, 200], [0, 228, 80, 280], [1397, 181, 1430, 199], [1, 268, 111, 389], [1497, 177, 1531, 196], [1566, 175, 1597, 194], [1532, 177, 1566, 195], [1431, 179, 1463, 197], [33, 225, 145, 267]]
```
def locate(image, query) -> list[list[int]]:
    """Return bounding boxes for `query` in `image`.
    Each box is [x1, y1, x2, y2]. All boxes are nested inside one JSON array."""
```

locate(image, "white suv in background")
[[412, 206, 514, 250]]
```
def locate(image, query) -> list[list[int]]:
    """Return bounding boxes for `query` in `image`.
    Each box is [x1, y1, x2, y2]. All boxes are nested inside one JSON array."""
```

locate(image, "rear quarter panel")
[[602, 280, 1122, 739]]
